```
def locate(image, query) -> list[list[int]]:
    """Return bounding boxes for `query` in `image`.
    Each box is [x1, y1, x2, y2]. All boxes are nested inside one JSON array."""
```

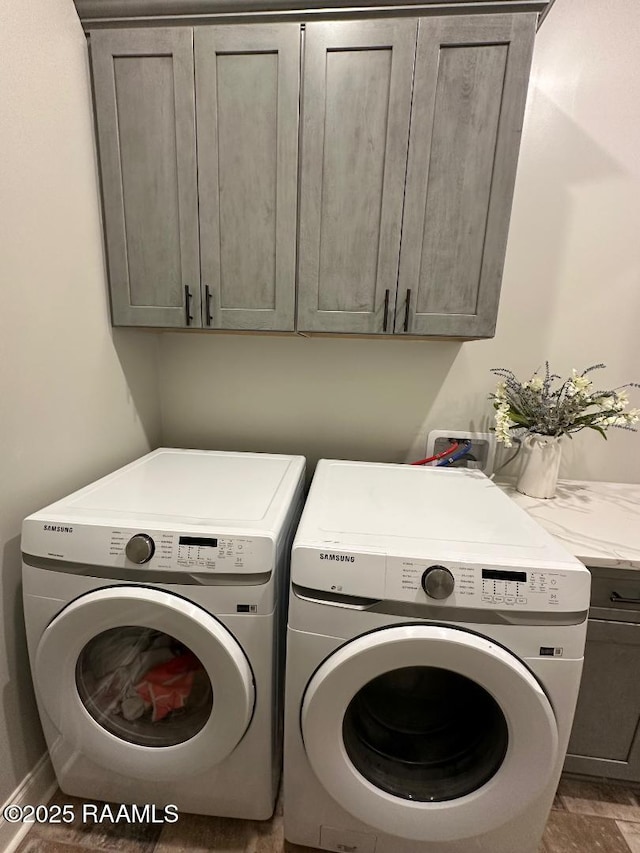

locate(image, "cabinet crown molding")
[[75, 0, 553, 28]]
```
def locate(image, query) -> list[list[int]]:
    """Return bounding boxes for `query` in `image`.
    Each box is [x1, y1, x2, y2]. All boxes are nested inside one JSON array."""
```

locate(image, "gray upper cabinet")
[[89, 9, 541, 337], [91, 24, 298, 330], [297, 20, 417, 334], [195, 24, 300, 331], [396, 14, 536, 337], [91, 28, 201, 327]]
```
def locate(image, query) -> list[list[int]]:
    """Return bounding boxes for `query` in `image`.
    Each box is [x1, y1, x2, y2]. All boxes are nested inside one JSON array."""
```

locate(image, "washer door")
[[36, 587, 254, 781], [301, 625, 559, 842]]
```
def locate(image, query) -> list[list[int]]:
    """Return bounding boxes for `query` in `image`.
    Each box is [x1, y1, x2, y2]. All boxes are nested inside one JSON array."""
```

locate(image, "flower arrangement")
[[489, 363, 640, 448]]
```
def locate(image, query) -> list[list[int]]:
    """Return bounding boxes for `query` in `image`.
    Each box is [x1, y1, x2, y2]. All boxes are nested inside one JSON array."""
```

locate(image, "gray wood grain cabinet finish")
[[91, 28, 201, 327], [297, 20, 417, 334], [564, 568, 640, 782], [91, 24, 299, 329], [298, 14, 536, 337], [195, 25, 299, 330], [91, 12, 539, 336], [397, 13, 536, 337]]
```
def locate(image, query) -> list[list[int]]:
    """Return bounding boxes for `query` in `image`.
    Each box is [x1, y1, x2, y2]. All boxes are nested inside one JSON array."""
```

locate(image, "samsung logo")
[[320, 553, 355, 563], [43, 524, 74, 534]]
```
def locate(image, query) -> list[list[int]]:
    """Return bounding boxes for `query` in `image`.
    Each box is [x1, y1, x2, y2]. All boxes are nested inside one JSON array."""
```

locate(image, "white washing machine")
[[284, 460, 591, 853], [22, 448, 305, 819]]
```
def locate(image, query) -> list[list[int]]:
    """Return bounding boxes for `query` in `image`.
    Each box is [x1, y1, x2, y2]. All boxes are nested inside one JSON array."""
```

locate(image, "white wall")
[[159, 0, 640, 483], [0, 0, 161, 802]]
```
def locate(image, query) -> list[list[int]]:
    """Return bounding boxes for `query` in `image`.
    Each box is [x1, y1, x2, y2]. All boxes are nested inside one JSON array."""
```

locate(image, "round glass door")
[[36, 587, 255, 781], [301, 625, 559, 842], [342, 665, 508, 802], [76, 627, 213, 747]]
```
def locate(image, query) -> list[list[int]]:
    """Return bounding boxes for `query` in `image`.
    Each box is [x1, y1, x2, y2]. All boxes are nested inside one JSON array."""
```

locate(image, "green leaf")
[[587, 425, 608, 440]]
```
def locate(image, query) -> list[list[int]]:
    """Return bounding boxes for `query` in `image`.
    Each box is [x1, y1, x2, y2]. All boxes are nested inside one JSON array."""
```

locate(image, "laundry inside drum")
[[342, 665, 508, 801], [75, 626, 213, 747]]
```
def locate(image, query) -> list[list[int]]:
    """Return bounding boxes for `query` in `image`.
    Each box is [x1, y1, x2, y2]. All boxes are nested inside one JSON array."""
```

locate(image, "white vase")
[[516, 434, 562, 499]]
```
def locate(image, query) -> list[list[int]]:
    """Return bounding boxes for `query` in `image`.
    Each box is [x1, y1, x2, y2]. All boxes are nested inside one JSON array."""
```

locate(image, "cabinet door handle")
[[205, 285, 213, 326], [404, 289, 411, 332], [610, 591, 640, 605], [184, 285, 194, 326], [383, 289, 390, 332]]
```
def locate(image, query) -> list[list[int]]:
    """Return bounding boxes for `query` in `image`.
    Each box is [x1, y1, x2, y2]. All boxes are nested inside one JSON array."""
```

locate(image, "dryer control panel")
[[291, 545, 591, 613], [386, 558, 591, 613]]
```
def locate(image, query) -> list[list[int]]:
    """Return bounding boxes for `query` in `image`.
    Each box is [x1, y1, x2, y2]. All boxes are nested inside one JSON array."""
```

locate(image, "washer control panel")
[[176, 535, 249, 570], [107, 529, 269, 573], [386, 557, 589, 612], [29, 521, 273, 574]]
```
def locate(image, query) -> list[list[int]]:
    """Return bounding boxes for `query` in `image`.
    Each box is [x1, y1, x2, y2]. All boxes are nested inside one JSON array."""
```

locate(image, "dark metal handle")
[[404, 289, 411, 332], [383, 289, 390, 332], [205, 285, 212, 326], [610, 591, 640, 605], [184, 285, 193, 326]]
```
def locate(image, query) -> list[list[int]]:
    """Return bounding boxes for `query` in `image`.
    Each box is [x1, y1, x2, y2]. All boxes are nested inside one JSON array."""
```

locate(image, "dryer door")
[[301, 624, 558, 842], [35, 587, 254, 781]]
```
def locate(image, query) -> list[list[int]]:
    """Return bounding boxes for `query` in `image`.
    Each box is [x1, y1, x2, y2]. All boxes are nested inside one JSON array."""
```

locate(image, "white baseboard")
[[0, 753, 56, 853]]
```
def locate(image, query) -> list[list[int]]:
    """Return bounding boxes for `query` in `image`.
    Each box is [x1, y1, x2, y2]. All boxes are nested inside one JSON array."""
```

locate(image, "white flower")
[[494, 382, 507, 401], [598, 395, 618, 411], [612, 390, 630, 412], [571, 370, 591, 391], [496, 429, 512, 448], [619, 408, 640, 425], [526, 377, 543, 392], [494, 401, 513, 447], [567, 370, 591, 397]]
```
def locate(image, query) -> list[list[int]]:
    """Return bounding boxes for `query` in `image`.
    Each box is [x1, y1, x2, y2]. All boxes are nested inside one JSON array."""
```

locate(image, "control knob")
[[421, 565, 455, 600], [125, 533, 155, 564]]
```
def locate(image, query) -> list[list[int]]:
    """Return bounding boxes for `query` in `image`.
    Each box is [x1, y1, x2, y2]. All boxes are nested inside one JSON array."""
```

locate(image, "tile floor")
[[15, 777, 640, 853]]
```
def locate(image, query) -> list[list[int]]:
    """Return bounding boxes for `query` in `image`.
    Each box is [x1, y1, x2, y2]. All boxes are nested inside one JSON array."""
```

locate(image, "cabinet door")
[[91, 28, 201, 327], [297, 20, 417, 334], [396, 14, 536, 337], [565, 619, 640, 781], [195, 25, 300, 331]]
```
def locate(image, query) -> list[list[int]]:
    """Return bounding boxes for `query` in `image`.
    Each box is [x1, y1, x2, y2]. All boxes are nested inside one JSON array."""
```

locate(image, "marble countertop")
[[498, 480, 640, 570]]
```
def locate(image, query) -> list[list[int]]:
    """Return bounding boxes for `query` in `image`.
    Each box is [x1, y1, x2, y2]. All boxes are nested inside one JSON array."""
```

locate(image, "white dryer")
[[22, 448, 305, 819], [284, 460, 591, 853]]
